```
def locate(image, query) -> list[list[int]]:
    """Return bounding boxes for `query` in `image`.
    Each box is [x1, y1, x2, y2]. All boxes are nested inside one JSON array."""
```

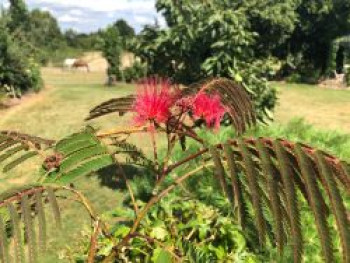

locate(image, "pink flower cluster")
[[132, 78, 227, 130], [133, 78, 178, 126], [192, 92, 226, 129]]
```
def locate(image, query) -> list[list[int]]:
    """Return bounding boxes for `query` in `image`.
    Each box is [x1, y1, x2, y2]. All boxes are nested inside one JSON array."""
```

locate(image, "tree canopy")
[[101, 26, 123, 83]]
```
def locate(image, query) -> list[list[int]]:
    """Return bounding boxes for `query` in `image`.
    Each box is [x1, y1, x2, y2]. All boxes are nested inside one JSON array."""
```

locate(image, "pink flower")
[[132, 78, 177, 127], [192, 92, 227, 129]]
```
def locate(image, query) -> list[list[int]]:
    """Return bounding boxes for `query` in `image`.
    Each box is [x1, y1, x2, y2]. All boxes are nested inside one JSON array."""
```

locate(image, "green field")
[[272, 82, 350, 133], [2, 70, 350, 137], [0, 68, 350, 261]]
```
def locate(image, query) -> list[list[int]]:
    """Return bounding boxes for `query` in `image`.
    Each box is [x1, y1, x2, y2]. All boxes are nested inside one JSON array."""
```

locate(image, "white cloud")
[[30, 0, 155, 13], [41, 6, 55, 14], [134, 15, 153, 24], [157, 15, 167, 27], [58, 14, 83, 23], [1, 0, 9, 9], [0, 0, 163, 33], [106, 12, 115, 18], [69, 9, 84, 16]]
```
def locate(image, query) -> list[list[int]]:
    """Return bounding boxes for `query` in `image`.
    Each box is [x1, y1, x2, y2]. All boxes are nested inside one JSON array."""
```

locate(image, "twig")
[[150, 125, 159, 174], [62, 186, 113, 241], [115, 161, 139, 215], [130, 233, 181, 260], [88, 220, 101, 263], [96, 127, 148, 138]]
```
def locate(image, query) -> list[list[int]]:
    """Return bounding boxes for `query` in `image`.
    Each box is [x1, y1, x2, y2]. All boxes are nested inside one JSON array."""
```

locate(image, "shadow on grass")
[[94, 164, 142, 190], [93, 164, 156, 204]]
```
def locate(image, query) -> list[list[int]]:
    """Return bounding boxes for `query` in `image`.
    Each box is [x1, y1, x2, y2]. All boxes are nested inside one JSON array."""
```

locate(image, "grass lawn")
[[0, 69, 349, 261], [272, 82, 350, 133]]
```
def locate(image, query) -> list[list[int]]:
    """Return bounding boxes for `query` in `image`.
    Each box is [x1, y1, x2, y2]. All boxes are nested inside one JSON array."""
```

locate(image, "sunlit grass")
[[272, 82, 350, 133]]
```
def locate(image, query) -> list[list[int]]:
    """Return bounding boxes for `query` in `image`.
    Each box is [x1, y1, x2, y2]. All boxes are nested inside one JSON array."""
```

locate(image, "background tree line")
[[132, 0, 350, 83]]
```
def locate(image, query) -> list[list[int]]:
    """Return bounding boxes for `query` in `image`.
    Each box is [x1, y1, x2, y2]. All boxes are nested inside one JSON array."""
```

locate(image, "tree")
[[7, 0, 29, 31], [29, 9, 62, 49], [241, 0, 350, 76], [0, 18, 42, 94], [289, 0, 350, 74], [114, 19, 135, 39], [28, 9, 64, 64], [113, 19, 135, 50], [101, 26, 123, 84], [64, 29, 79, 48], [231, 0, 299, 58], [0, 2, 43, 93]]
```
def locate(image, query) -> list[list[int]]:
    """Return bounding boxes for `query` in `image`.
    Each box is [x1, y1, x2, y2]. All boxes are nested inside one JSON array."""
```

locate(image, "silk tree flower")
[[132, 78, 178, 127], [192, 92, 227, 129]]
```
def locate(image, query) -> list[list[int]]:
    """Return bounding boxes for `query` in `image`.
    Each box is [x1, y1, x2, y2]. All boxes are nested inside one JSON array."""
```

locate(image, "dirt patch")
[[81, 52, 108, 72], [79, 51, 137, 72], [0, 85, 54, 126], [319, 75, 349, 90]]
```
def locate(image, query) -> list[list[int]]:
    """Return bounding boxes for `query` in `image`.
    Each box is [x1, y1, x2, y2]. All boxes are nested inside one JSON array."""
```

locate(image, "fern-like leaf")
[[272, 140, 303, 262], [86, 95, 135, 120], [44, 128, 114, 183], [181, 137, 350, 262], [316, 151, 350, 263], [184, 78, 256, 134], [0, 214, 9, 263], [21, 195, 37, 263], [34, 191, 46, 253], [209, 146, 231, 200], [7, 203, 25, 263], [256, 139, 284, 254], [238, 139, 267, 248], [0, 131, 54, 173], [223, 144, 248, 230], [111, 140, 154, 169], [295, 144, 333, 262], [0, 185, 102, 263]]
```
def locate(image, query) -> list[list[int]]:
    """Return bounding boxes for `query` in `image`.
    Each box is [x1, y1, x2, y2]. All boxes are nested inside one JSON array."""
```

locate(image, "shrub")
[[286, 73, 302, 83], [345, 69, 350, 87], [285, 69, 321, 84], [0, 22, 43, 94], [122, 61, 147, 83], [104, 194, 259, 262]]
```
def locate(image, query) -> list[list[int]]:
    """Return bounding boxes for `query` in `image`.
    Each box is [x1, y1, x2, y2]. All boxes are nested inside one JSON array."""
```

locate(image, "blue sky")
[[0, 0, 165, 33]]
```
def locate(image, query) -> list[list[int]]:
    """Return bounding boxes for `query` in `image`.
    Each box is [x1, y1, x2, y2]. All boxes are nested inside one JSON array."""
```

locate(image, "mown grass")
[[272, 82, 350, 133]]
